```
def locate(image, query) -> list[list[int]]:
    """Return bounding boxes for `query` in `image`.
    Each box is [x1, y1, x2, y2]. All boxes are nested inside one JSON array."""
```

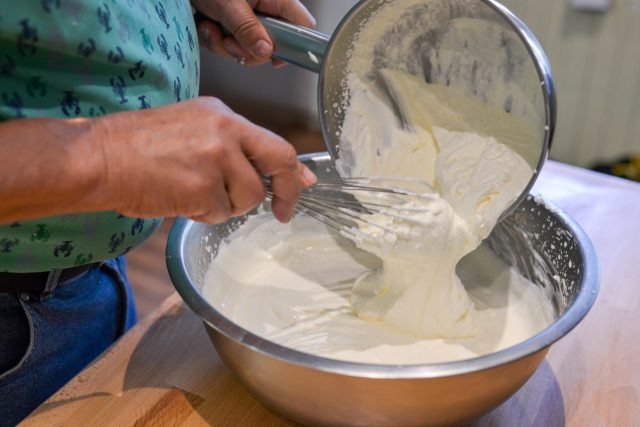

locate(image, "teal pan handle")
[[258, 16, 330, 73]]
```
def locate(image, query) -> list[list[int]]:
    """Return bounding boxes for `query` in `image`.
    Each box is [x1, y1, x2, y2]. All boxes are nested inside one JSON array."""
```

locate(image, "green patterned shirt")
[[0, 0, 199, 272]]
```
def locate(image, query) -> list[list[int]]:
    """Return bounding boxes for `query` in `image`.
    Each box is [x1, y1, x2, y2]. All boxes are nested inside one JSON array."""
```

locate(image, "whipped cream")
[[338, 69, 534, 338], [202, 213, 555, 364]]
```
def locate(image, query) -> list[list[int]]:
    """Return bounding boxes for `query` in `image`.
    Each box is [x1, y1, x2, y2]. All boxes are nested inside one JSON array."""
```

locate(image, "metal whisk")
[[262, 176, 435, 237]]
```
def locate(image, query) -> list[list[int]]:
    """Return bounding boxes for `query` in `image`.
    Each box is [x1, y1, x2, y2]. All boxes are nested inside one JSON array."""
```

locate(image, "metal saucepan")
[[258, 0, 556, 217]]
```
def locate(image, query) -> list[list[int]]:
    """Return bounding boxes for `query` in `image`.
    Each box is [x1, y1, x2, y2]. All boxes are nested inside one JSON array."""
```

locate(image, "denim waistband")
[[0, 263, 100, 299]]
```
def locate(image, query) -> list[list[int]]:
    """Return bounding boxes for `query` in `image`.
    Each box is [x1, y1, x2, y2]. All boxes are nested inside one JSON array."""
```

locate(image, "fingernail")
[[252, 40, 271, 59], [272, 60, 288, 69], [273, 204, 293, 224], [223, 42, 245, 65], [301, 166, 317, 186]]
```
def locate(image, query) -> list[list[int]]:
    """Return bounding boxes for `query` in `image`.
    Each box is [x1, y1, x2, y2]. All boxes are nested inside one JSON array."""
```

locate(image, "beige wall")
[[499, 0, 640, 166]]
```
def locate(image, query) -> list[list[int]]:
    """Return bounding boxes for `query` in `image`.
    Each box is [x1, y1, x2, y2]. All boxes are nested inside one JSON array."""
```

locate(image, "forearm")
[[0, 117, 107, 224], [0, 97, 312, 226]]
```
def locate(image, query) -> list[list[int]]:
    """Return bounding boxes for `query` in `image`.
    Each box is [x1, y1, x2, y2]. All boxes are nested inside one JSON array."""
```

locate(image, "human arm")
[[191, 0, 316, 67], [0, 97, 315, 225]]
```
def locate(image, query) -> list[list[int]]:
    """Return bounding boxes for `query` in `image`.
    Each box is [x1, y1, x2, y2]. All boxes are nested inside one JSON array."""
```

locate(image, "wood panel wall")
[[499, 0, 640, 166]]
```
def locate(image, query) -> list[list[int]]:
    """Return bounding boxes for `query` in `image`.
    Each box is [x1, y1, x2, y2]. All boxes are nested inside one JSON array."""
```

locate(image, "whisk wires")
[[262, 176, 436, 239]]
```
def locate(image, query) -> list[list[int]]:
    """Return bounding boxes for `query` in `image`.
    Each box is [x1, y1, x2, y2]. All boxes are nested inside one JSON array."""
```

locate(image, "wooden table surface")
[[21, 161, 640, 426]]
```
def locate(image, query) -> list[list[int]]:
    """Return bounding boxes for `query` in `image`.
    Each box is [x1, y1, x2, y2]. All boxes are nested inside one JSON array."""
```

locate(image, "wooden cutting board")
[[21, 162, 640, 426]]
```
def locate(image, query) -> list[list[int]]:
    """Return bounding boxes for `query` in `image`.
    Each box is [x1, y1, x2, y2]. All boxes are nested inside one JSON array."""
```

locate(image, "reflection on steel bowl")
[[166, 153, 598, 427]]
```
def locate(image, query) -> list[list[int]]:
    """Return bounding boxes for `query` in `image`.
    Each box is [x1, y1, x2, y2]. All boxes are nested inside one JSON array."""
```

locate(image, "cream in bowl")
[[202, 69, 555, 366], [202, 213, 556, 365]]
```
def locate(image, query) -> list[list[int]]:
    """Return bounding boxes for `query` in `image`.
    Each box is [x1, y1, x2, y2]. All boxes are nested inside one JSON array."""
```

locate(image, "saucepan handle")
[[257, 16, 330, 74]]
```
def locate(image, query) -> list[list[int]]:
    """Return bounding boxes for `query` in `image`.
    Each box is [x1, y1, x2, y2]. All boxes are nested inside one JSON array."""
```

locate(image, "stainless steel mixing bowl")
[[166, 153, 598, 427]]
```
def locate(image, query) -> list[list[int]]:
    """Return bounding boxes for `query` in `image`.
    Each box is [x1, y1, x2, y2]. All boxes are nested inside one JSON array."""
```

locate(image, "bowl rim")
[[165, 153, 599, 380]]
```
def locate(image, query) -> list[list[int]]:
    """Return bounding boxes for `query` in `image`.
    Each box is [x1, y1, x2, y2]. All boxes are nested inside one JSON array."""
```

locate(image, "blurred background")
[[199, 0, 640, 178]]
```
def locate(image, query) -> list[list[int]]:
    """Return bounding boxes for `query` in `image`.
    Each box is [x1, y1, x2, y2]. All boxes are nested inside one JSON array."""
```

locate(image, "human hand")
[[192, 0, 316, 68], [94, 97, 316, 223]]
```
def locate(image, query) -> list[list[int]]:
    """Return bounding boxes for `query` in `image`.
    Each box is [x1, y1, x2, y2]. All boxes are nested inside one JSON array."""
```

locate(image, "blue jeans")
[[0, 257, 136, 426]]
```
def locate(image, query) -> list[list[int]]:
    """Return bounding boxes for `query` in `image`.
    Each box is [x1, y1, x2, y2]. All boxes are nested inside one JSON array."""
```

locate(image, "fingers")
[[184, 98, 317, 224], [214, 0, 274, 63], [195, 0, 317, 66], [299, 163, 317, 187], [197, 20, 230, 58], [222, 149, 316, 222], [197, 19, 257, 66], [222, 37, 253, 66], [257, 142, 300, 223], [190, 168, 232, 224], [216, 133, 316, 222], [224, 152, 266, 217], [235, 121, 311, 222], [271, 58, 288, 69]]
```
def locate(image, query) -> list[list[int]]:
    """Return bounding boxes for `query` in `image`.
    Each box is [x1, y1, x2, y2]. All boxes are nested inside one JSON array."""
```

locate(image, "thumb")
[[218, 1, 273, 60]]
